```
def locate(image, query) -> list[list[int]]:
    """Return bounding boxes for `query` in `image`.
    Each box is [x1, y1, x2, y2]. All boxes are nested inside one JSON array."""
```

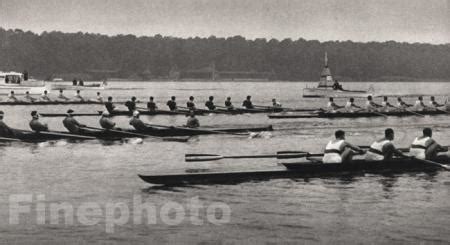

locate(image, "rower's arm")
[[385, 144, 408, 158], [344, 142, 365, 154]]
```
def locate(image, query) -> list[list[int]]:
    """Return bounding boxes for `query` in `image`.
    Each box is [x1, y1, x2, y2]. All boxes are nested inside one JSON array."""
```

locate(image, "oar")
[[410, 156, 450, 170], [38, 131, 97, 140], [0, 136, 21, 142], [432, 107, 450, 115], [144, 123, 249, 136], [185, 151, 325, 162], [392, 105, 425, 117], [81, 126, 189, 142]]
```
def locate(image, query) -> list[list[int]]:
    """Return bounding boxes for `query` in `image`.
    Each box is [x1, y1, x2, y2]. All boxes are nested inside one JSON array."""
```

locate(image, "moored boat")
[[138, 156, 449, 185], [50, 81, 107, 90]]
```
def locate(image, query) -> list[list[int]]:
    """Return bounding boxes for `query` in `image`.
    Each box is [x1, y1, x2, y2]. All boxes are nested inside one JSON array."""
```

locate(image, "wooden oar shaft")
[[392, 106, 425, 117], [39, 131, 96, 140], [0, 136, 21, 142], [412, 157, 450, 170], [145, 123, 248, 136]]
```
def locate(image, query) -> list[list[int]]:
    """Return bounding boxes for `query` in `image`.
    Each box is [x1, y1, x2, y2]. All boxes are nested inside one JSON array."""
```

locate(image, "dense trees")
[[0, 28, 449, 81]]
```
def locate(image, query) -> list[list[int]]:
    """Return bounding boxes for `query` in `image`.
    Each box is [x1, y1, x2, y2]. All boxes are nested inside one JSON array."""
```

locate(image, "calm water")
[[1, 81, 450, 244]]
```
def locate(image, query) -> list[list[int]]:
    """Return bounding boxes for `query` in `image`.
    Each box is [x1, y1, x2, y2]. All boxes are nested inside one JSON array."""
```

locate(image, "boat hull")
[[268, 109, 447, 119], [138, 157, 448, 185], [0, 100, 104, 106], [50, 83, 105, 90], [0, 85, 48, 95], [303, 87, 372, 98]]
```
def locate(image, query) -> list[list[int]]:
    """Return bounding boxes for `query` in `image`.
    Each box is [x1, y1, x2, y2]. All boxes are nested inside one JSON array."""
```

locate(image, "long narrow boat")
[[131, 125, 273, 137], [0, 100, 104, 105], [268, 109, 448, 119], [138, 157, 449, 185]]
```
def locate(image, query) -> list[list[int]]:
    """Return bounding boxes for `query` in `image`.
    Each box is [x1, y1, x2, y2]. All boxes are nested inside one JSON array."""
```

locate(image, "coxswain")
[[365, 95, 382, 111], [125, 96, 137, 112], [40, 90, 51, 101], [344, 98, 361, 112], [242, 96, 254, 109], [380, 96, 394, 112], [365, 128, 408, 161], [147, 97, 158, 111], [429, 96, 443, 109], [409, 128, 448, 160], [396, 97, 412, 109], [29, 111, 48, 132], [7, 91, 19, 102], [95, 92, 103, 103], [129, 111, 147, 131], [166, 96, 177, 111], [23, 91, 37, 103], [99, 111, 116, 130], [326, 97, 343, 112], [57, 89, 70, 101], [272, 98, 282, 108], [105, 96, 116, 113], [185, 110, 200, 128], [322, 130, 364, 163], [205, 96, 216, 110], [186, 96, 196, 110], [74, 90, 85, 102], [62, 109, 87, 134], [332, 80, 343, 90], [225, 97, 234, 110], [0, 111, 17, 137]]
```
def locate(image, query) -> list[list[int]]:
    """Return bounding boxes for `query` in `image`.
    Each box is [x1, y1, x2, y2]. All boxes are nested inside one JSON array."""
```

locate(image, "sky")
[[0, 0, 449, 44]]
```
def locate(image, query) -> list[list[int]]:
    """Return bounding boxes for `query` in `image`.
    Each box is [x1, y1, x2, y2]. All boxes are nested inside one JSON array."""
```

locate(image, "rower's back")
[[322, 139, 345, 163], [129, 117, 147, 131], [63, 116, 80, 133], [29, 118, 48, 132], [99, 116, 115, 130], [365, 138, 392, 161], [410, 135, 431, 159]]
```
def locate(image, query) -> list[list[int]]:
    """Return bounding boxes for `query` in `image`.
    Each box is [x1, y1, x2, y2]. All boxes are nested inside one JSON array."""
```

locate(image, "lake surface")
[[1, 81, 449, 244]]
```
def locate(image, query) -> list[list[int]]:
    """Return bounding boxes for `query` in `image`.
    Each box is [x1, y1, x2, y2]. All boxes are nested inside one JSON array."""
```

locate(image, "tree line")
[[0, 28, 449, 81]]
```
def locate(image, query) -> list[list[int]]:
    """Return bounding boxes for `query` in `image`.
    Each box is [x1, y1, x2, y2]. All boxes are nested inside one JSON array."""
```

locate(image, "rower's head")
[[272, 98, 276, 102], [431, 96, 435, 101], [97, 92, 100, 96], [189, 96, 194, 101], [25, 91, 30, 95], [383, 96, 388, 101], [226, 97, 231, 101], [246, 95, 251, 100], [335, 130, 345, 140], [66, 109, 74, 117], [149, 96, 154, 101], [423, 127, 432, 137], [76, 90, 81, 94], [367, 95, 373, 101], [131, 96, 136, 101], [59, 89, 63, 93], [132, 110, 140, 118], [10, 91, 14, 95], [329, 97, 334, 102], [31, 110, 39, 119], [171, 96, 176, 101], [102, 111, 110, 117], [0, 110, 4, 120], [397, 97, 402, 102], [209, 96, 214, 101], [418, 96, 423, 101], [385, 128, 394, 140], [108, 96, 113, 102], [349, 97, 354, 102], [44, 90, 48, 94], [189, 110, 196, 117]]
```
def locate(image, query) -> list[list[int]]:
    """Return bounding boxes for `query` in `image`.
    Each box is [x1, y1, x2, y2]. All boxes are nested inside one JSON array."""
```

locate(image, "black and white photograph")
[[0, 0, 449, 244]]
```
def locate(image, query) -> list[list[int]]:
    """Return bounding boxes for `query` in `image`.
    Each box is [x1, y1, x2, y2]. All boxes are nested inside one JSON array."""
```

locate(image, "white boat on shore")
[[302, 53, 374, 98], [0, 71, 48, 95]]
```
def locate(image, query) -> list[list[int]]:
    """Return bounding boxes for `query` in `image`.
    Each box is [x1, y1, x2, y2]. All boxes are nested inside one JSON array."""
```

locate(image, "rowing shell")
[[268, 109, 448, 119], [138, 156, 449, 185], [0, 100, 104, 106]]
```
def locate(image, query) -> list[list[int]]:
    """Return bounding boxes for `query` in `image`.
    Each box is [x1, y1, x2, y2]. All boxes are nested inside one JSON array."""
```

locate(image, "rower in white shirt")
[[326, 97, 343, 113], [365, 95, 382, 112], [344, 98, 361, 112], [396, 97, 412, 110], [412, 96, 426, 111], [429, 96, 444, 110], [380, 96, 394, 112]]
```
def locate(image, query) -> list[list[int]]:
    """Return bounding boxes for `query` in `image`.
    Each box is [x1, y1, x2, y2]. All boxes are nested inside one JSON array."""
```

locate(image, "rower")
[[99, 111, 116, 130], [409, 128, 448, 160], [0, 111, 17, 137], [365, 95, 382, 111], [129, 111, 147, 131], [332, 80, 343, 90], [7, 91, 19, 102], [74, 90, 85, 102], [40, 90, 52, 101], [185, 110, 200, 128], [322, 130, 364, 163], [396, 97, 412, 109], [365, 128, 407, 161], [125, 96, 137, 112], [242, 95, 254, 109], [166, 96, 177, 111], [205, 96, 216, 110], [57, 89, 70, 101], [272, 98, 282, 108], [412, 96, 426, 111], [105, 96, 116, 113], [147, 97, 158, 111], [429, 96, 443, 109], [187, 96, 196, 110], [23, 91, 37, 103], [326, 97, 343, 112], [380, 96, 394, 112], [29, 111, 48, 132], [62, 109, 87, 134], [344, 98, 361, 112], [95, 92, 103, 103], [225, 97, 234, 110]]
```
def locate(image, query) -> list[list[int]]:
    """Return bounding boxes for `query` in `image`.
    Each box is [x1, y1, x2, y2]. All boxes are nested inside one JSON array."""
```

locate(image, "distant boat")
[[302, 53, 374, 98], [50, 80, 107, 90], [0, 71, 48, 95]]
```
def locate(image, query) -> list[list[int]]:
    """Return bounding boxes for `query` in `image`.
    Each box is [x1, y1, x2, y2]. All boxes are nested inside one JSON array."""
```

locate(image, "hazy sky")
[[1, 0, 449, 44]]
